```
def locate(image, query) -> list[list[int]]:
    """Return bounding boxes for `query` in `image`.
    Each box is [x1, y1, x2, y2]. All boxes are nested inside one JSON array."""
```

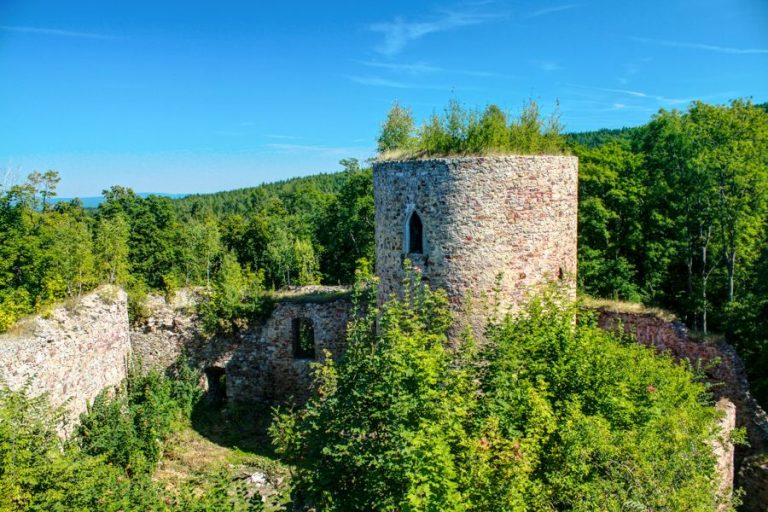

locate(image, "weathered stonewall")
[[130, 288, 353, 405], [374, 156, 578, 335], [0, 286, 130, 432]]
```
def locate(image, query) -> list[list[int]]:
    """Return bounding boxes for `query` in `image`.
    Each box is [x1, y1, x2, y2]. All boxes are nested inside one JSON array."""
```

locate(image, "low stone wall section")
[[0, 286, 131, 431], [226, 299, 352, 403]]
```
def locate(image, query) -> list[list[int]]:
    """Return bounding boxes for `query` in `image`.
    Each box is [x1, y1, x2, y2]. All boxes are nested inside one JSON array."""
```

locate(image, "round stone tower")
[[373, 155, 578, 328]]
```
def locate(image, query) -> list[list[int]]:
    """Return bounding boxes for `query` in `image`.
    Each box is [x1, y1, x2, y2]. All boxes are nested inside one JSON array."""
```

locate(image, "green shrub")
[[272, 271, 731, 511], [0, 382, 162, 511], [377, 99, 566, 159], [198, 252, 273, 335], [0, 379, 266, 511], [77, 356, 202, 475], [0, 289, 33, 333]]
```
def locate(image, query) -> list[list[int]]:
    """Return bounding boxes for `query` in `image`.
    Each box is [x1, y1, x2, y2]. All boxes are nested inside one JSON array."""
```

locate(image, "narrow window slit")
[[408, 212, 424, 254], [292, 318, 316, 360]]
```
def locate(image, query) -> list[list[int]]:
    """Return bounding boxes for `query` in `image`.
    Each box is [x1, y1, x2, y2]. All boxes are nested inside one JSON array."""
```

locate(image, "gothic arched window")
[[408, 211, 424, 254]]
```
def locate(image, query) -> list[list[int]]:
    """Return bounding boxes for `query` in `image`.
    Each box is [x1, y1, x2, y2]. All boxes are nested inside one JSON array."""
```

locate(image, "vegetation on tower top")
[[376, 99, 567, 160]]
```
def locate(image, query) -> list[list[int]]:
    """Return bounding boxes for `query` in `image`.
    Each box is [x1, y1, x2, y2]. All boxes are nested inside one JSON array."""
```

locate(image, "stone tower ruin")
[[373, 155, 579, 327]]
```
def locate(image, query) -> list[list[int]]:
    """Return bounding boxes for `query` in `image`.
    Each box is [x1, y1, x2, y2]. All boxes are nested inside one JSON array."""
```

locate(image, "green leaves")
[[377, 99, 566, 158], [272, 275, 727, 511]]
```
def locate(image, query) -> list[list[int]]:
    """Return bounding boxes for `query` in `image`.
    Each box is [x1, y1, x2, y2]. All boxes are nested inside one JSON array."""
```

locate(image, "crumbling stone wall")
[[595, 308, 768, 511], [226, 299, 352, 403], [0, 286, 130, 431], [130, 289, 353, 405], [374, 156, 578, 336], [130, 288, 204, 371]]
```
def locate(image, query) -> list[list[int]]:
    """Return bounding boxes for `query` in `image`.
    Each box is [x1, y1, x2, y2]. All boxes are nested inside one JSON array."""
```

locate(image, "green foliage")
[[198, 252, 272, 334], [377, 101, 416, 153], [0, 366, 265, 511], [77, 357, 201, 475], [573, 99, 768, 407], [377, 99, 566, 158], [94, 212, 130, 285], [0, 382, 157, 511], [167, 469, 264, 512], [316, 166, 375, 284], [565, 126, 640, 148], [574, 141, 645, 301], [272, 272, 728, 511]]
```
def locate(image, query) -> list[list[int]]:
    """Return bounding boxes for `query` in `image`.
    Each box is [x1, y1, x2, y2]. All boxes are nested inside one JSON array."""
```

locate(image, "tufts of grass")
[[271, 286, 352, 304], [376, 148, 571, 162], [580, 295, 678, 322], [157, 400, 291, 511]]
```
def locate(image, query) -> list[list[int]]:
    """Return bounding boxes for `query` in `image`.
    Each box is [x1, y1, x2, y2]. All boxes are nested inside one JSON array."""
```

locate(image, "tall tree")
[[94, 213, 130, 285], [377, 102, 415, 153]]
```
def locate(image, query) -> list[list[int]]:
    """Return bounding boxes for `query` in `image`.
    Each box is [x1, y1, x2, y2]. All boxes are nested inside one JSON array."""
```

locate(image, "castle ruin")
[[374, 156, 578, 332]]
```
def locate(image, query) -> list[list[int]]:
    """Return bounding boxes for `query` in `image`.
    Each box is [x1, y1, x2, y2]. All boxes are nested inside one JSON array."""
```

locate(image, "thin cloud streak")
[[356, 60, 441, 74], [356, 60, 506, 78], [369, 9, 504, 56], [0, 25, 119, 40], [567, 84, 692, 105], [629, 36, 768, 55], [346, 75, 454, 90], [265, 134, 300, 140], [267, 143, 372, 158], [537, 60, 562, 71], [528, 4, 578, 18]]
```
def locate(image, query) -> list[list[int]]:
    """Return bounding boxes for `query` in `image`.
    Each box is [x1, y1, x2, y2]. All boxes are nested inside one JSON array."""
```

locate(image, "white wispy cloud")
[[355, 60, 505, 78], [355, 60, 441, 74], [537, 60, 562, 71], [346, 75, 420, 88], [346, 75, 457, 90], [568, 84, 692, 105], [267, 143, 371, 158], [369, 8, 504, 56], [265, 134, 300, 140], [0, 25, 119, 40], [629, 36, 768, 55], [528, 4, 578, 18]]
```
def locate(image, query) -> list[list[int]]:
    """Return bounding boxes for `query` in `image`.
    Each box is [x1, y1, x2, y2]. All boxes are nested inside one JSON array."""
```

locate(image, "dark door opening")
[[204, 367, 227, 406]]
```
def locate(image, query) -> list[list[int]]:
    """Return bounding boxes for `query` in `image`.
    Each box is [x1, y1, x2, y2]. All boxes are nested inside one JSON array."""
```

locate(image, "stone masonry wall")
[[374, 156, 578, 336], [0, 286, 131, 431], [130, 288, 353, 405], [226, 299, 352, 403]]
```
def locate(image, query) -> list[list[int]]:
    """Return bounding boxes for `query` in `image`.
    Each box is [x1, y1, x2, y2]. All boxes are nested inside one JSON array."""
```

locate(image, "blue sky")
[[1, 0, 766, 196]]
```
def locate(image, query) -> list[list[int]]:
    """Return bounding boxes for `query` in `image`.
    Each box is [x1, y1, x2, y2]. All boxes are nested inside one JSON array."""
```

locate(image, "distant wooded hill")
[[52, 192, 188, 209]]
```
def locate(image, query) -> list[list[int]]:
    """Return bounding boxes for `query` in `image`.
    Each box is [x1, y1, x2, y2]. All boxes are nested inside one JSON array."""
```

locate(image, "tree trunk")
[[700, 224, 712, 335], [725, 250, 736, 302], [687, 247, 695, 329]]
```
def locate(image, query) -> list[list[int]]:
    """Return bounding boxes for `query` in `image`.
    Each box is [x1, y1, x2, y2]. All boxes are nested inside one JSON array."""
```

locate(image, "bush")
[[0, 353, 259, 511], [198, 252, 273, 335], [377, 99, 566, 159], [77, 356, 202, 475], [0, 382, 161, 511], [272, 271, 730, 511]]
